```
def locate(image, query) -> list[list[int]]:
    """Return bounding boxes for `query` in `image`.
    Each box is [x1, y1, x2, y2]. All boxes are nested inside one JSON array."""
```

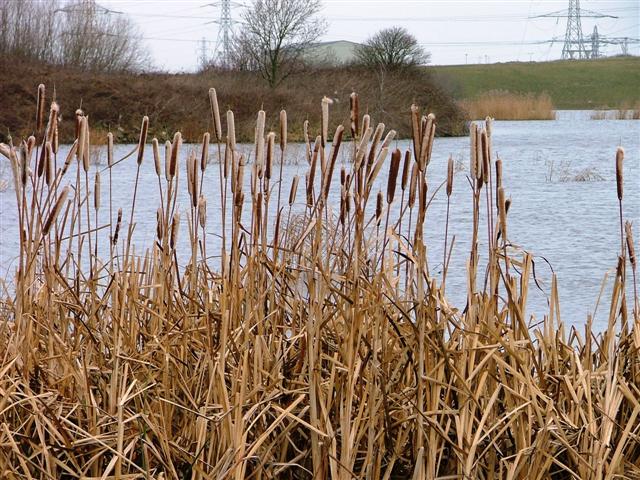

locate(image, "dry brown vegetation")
[[0, 85, 639, 479], [460, 90, 556, 120], [0, 56, 467, 145]]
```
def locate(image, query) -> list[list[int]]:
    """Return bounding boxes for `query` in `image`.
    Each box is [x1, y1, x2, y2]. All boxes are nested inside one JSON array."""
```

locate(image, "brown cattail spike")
[[387, 149, 401, 204], [625, 221, 636, 268], [279, 110, 287, 151], [289, 175, 299, 205], [401, 150, 411, 191], [198, 195, 207, 229], [265, 132, 275, 180], [376, 191, 383, 225], [45, 142, 53, 186], [152, 138, 161, 176], [498, 187, 507, 241], [112, 209, 122, 245], [410, 104, 421, 163], [227, 110, 236, 151], [323, 125, 344, 199], [107, 132, 114, 167], [201, 132, 210, 172], [43, 186, 69, 235], [36, 84, 45, 133], [169, 132, 181, 179], [156, 208, 163, 241], [209, 88, 222, 141], [94, 171, 101, 211], [350, 92, 359, 138], [137, 116, 149, 165], [446, 155, 454, 197], [616, 147, 624, 201]]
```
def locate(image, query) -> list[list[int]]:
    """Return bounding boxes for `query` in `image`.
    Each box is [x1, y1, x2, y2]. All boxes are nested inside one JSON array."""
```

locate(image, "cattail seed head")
[[113, 209, 123, 245], [94, 171, 101, 211], [156, 207, 163, 241], [62, 140, 77, 176], [265, 132, 275, 180], [52, 121, 59, 154], [616, 147, 624, 201], [279, 110, 287, 151], [323, 125, 344, 199], [321, 96, 332, 147], [350, 92, 359, 138], [227, 110, 236, 151], [198, 195, 207, 228], [289, 175, 299, 205], [37, 139, 47, 177], [164, 140, 172, 181], [43, 185, 69, 235], [137, 116, 149, 165], [408, 162, 419, 208], [107, 132, 114, 167], [481, 129, 489, 185], [340, 167, 346, 186], [19, 141, 28, 186], [26, 135, 35, 160], [303, 120, 311, 164], [375, 190, 383, 225], [45, 141, 53, 186], [401, 150, 411, 191], [170, 213, 180, 249], [446, 155, 454, 197], [625, 221, 635, 268], [368, 123, 385, 167], [36, 84, 45, 133], [152, 138, 161, 177], [410, 104, 421, 163], [498, 187, 507, 240], [169, 132, 181, 180], [201, 132, 210, 172], [46, 102, 58, 144], [387, 148, 401, 204], [209, 88, 222, 141], [74, 109, 84, 139]]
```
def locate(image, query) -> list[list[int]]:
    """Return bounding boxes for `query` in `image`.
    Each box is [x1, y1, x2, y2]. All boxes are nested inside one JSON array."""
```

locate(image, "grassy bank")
[[0, 56, 466, 144], [432, 56, 640, 110], [0, 85, 638, 478]]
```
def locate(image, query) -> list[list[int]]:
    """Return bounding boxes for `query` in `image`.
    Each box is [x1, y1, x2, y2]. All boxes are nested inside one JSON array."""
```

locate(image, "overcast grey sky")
[[100, 0, 639, 71]]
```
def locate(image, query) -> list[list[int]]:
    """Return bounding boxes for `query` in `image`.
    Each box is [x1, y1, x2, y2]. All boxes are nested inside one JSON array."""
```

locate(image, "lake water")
[[0, 113, 638, 331]]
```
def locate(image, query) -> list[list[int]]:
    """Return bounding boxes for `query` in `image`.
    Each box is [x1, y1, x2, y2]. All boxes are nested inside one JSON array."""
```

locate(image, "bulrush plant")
[[0, 84, 639, 480]]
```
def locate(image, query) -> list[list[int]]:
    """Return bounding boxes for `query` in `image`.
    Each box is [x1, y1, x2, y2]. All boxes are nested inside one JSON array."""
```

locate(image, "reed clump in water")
[[0, 85, 638, 479], [461, 90, 556, 120]]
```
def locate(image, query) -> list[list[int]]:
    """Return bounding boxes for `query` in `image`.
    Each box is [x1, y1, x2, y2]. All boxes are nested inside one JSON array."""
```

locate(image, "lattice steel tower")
[[562, 0, 586, 59], [534, 1, 616, 60], [204, 0, 237, 67]]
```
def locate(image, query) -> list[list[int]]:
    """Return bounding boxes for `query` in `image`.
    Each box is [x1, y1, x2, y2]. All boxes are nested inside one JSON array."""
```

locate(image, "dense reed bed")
[[0, 85, 638, 479], [460, 90, 556, 121]]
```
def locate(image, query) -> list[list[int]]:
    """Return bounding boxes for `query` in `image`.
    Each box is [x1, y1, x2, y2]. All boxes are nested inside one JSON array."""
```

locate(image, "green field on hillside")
[[431, 56, 640, 109]]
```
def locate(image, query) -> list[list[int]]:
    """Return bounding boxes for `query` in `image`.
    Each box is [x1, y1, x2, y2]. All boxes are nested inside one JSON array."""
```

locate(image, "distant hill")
[[430, 56, 640, 109], [305, 41, 361, 66]]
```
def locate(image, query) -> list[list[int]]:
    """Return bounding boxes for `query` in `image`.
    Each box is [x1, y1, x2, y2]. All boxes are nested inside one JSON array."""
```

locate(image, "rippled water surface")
[[0, 114, 638, 330]]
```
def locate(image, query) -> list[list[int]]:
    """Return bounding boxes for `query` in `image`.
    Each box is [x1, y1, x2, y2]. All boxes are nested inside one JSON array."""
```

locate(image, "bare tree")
[[355, 26, 429, 71], [231, 0, 327, 87], [0, 0, 149, 72]]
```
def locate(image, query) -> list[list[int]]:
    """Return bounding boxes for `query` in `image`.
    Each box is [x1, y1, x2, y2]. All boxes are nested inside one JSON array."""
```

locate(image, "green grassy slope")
[[430, 56, 640, 109]]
